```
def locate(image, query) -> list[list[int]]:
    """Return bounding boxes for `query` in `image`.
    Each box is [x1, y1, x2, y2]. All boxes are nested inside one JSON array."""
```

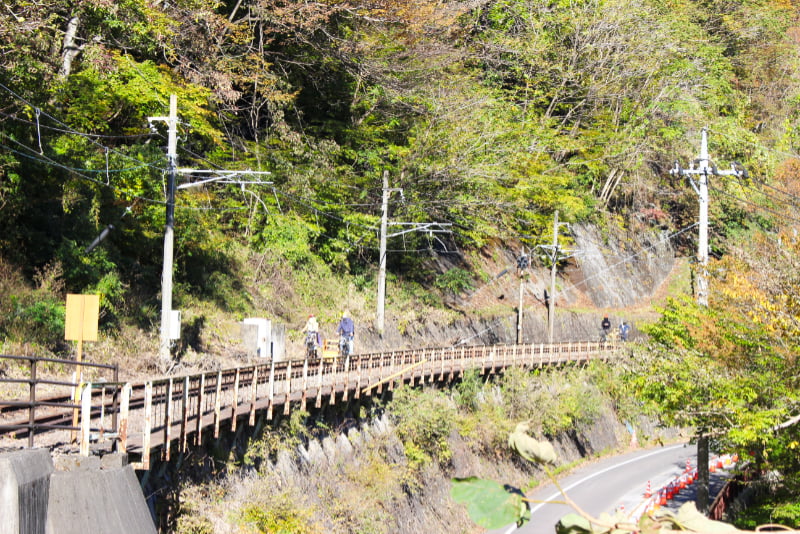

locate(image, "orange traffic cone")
[[716, 457, 724, 469], [685, 459, 691, 472], [659, 489, 667, 506], [644, 480, 652, 498]]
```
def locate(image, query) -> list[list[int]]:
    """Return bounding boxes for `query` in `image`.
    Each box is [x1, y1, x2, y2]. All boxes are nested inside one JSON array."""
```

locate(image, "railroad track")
[[0, 354, 119, 447]]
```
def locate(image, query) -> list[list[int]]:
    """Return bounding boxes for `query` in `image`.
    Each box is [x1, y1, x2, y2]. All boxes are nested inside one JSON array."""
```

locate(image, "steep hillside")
[[1, 0, 796, 370]]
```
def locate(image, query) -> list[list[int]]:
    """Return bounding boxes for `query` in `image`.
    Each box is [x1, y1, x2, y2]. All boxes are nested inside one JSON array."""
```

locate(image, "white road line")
[[502, 444, 687, 534]]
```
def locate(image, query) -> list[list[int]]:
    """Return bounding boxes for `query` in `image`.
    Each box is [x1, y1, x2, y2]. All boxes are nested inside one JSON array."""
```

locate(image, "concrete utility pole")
[[537, 211, 572, 344], [516, 248, 529, 344], [670, 127, 747, 512], [149, 96, 272, 366], [671, 128, 747, 307], [376, 171, 399, 335], [375, 170, 451, 335], [149, 95, 179, 365], [548, 211, 559, 343]]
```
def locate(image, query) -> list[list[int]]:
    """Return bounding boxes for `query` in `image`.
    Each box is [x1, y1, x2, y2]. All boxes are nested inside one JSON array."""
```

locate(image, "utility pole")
[[516, 248, 529, 344], [548, 211, 559, 344], [375, 170, 451, 335], [537, 211, 573, 344], [149, 96, 272, 366], [670, 127, 747, 513], [376, 170, 401, 336], [149, 95, 179, 365], [671, 128, 747, 307]]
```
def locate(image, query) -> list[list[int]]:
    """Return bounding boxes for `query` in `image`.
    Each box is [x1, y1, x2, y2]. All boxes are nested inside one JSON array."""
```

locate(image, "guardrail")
[[3, 341, 620, 468], [0, 354, 119, 447]]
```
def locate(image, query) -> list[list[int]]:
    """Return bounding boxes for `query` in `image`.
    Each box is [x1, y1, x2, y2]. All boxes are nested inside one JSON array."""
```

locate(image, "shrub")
[[388, 386, 457, 470], [235, 492, 321, 534]]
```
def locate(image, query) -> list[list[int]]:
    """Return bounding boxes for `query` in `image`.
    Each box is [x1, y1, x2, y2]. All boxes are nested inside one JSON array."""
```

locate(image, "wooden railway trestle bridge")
[[0, 341, 621, 469]]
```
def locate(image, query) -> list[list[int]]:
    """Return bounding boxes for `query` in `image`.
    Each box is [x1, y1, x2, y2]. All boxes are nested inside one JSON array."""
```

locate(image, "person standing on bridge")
[[601, 315, 611, 342], [619, 321, 630, 342], [336, 310, 355, 356]]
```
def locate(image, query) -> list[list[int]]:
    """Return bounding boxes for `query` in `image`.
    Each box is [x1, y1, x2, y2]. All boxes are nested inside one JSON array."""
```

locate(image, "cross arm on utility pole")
[[176, 169, 273, 189], [375, 171, 452, 335], [386, 222, 452, 239]]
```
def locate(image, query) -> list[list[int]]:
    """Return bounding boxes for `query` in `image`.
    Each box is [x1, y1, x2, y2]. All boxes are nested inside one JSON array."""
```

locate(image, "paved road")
[[490, 442, 732, 534]]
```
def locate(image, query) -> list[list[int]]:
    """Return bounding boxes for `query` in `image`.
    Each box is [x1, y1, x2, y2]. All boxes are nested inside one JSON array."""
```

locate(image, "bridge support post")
[[119, 383, 131, 454], [163, 380, 172, 461], [80, 383, 92, 457], [196, 374, 205, 446], [267, 361, 275, 420], [214, 371, 222, 436], [232, 369, 240, 432], [284, 360, 292, 415], [249, 366, 258, 426]]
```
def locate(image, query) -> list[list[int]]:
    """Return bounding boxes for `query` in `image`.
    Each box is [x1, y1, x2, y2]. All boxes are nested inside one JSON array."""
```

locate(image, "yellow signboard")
[[64, 294, 100, 342]]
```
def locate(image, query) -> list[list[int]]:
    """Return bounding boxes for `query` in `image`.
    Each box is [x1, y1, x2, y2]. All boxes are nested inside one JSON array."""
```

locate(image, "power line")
[[0, 82, 165, 173], [708, 183, 800, 225], [0, 108, 154, 140]]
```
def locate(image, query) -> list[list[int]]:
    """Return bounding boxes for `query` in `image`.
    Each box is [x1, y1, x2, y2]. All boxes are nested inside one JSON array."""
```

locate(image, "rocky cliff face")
[[570, 223, 677, 309], [355, 223, 682, 352], [233, 402, 682, 534]]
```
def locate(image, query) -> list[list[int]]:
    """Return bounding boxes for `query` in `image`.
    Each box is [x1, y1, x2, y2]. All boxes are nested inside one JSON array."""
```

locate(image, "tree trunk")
[[696, 433, 709, 513], [59, 15, 81, 78]]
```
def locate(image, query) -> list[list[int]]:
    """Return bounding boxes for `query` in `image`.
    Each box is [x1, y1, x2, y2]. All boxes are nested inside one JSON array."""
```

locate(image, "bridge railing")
[[2, 341, 620, 467]]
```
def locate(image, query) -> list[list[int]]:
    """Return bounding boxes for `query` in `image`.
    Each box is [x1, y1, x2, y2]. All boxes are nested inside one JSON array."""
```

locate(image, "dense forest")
[[2, 0, 797, 340], [2, 0, 800, 531]]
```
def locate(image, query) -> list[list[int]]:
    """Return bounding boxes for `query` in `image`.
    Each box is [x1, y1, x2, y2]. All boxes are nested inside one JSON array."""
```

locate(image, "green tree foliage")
[[0, 0, 798, 346], [628, 219, 800, 522], [388, 385, 457, 470]]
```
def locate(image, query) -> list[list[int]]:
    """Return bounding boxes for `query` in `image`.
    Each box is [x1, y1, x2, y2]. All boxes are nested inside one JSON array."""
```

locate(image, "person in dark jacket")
[[601, 315, 611, 342], [336, 311, 355, 355]]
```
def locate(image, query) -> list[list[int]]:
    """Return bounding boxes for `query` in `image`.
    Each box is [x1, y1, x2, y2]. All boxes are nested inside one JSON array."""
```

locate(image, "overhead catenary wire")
[[0, 82, 167, 174]]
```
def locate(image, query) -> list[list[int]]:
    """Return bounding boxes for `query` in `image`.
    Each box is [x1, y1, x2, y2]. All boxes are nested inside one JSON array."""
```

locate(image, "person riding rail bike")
[[304, 314, 321, 358], [336, 311, 355, 357]]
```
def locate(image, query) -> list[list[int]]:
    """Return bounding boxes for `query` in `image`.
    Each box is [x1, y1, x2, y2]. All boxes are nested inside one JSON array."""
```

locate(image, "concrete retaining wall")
[[0, 449, 53, 534], [47, 462, 156, 534], [0, 450, 156, 534]]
